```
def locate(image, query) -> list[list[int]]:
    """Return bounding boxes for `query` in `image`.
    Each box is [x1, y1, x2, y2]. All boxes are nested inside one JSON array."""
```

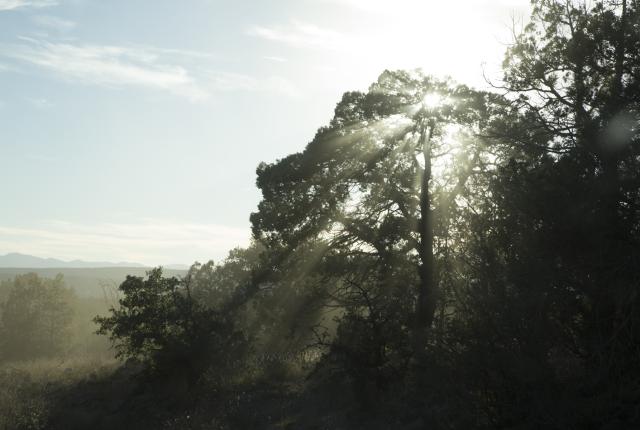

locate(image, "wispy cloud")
[[3, 38, 208, 101], [248, 20, 351, 51], [0, 220, 251, 266], [32, 15, 76, 32], [1, 38, 299, 101], [0, 0, 57, 11]]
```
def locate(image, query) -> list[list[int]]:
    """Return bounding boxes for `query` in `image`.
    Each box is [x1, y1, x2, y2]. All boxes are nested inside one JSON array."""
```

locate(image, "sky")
[[0, 0, 531, 266]]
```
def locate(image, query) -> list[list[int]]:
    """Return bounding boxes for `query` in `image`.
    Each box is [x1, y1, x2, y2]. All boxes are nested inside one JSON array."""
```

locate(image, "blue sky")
[[0, 0, 530, 266]]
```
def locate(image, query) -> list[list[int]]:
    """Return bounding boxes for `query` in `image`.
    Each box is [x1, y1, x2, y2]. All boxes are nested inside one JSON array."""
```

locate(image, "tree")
[[497, 0, 640, 388], [252, 71, 497, 344], [247, 71, 516, 420], [0, 273, 74, 361], [436, 1, 640, 425], [95, 267, 247, 385]]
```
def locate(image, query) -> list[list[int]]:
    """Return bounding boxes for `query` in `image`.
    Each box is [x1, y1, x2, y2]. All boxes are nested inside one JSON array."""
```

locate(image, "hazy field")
[[0, 355, 118, 430], [0, 268, 187, 298]]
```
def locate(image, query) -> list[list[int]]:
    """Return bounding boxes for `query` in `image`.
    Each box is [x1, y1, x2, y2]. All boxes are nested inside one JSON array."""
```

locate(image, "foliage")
[[0, 274, 75, 362], [94, 267, 247, 385]]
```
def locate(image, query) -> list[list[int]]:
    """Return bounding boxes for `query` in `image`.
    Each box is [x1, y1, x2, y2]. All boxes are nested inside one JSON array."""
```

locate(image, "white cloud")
[[0, 220, 251, 266], [1, 38, 299, 101], [0, 0, 57, 11], [248, 20, 352, 51], [32, 15, 76, 32]]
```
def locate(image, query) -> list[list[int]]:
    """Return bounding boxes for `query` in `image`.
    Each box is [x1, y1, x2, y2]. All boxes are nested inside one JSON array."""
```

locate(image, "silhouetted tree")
[[95, 268, 246, 385], [447, 0, 640, 425], [252, 71, 498, 339]]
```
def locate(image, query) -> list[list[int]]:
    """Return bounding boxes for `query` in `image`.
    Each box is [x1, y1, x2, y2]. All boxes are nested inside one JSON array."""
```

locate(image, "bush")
[[95, 268, 246, 385]]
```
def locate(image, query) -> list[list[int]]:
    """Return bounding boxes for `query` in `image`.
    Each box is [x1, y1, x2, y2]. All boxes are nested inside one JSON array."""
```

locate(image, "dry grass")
[[0, 354, 117, 430]]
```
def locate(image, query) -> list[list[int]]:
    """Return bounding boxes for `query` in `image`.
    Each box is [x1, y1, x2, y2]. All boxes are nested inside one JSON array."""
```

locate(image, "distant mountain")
[[163, 263, 191, 270], [0, 252, 147, 269]]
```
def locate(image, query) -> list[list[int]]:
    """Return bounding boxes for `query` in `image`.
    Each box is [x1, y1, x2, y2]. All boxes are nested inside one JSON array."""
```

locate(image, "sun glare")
[[422, 93, 445, 109]]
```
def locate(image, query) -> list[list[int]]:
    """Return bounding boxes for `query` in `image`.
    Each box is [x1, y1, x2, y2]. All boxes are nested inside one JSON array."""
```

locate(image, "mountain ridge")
[[0, 252, 189, 270]]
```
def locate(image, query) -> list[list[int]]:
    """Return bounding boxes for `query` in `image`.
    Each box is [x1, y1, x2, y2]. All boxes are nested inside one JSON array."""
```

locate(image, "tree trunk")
[[416, 120, 437, 330]]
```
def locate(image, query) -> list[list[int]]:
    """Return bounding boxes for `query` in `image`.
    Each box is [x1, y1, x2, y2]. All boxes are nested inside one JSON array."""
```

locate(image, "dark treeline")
[[8, 1, 640, 429]]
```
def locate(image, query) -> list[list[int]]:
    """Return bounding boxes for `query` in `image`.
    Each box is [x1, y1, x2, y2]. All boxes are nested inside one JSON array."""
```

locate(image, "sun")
[[422, 93, 445, 109]]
